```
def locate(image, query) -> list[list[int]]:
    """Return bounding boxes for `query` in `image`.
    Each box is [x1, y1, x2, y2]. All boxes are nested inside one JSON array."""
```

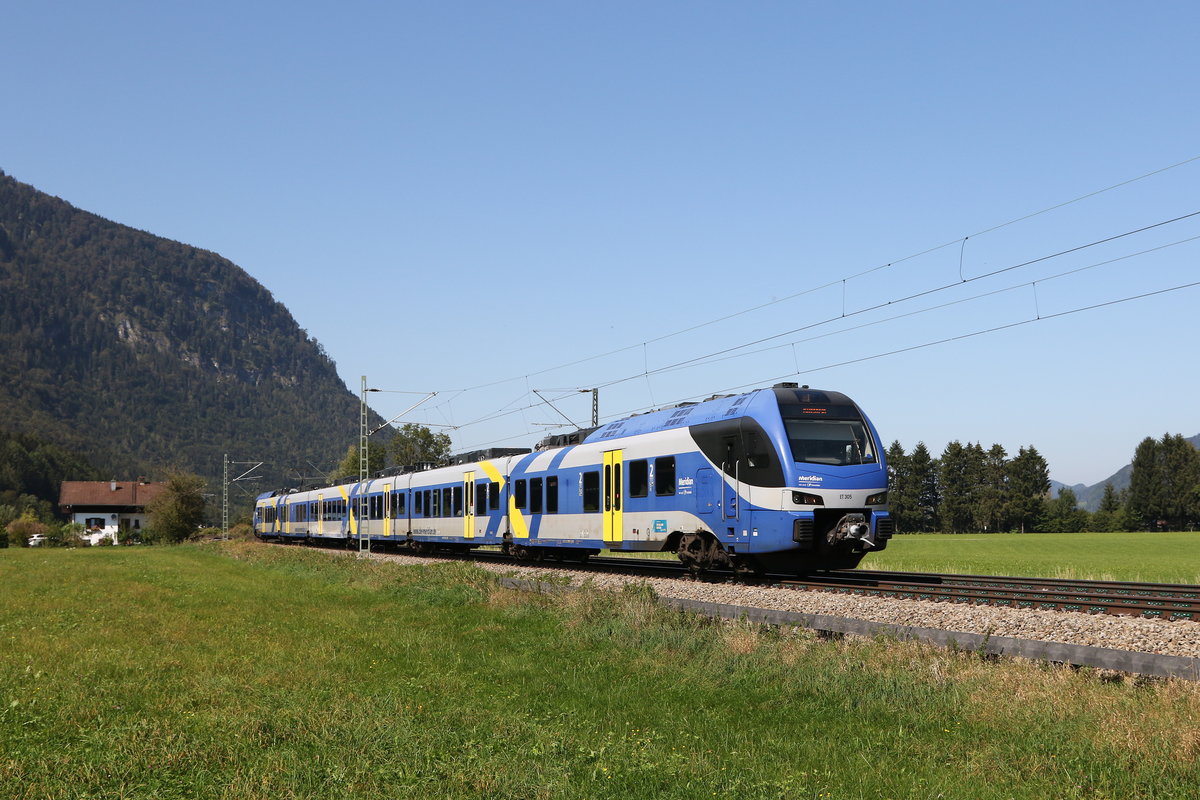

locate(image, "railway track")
[[781, 570, 1200, 621], [454, 551, 1200, 621], [284, 539, 1200, 622]]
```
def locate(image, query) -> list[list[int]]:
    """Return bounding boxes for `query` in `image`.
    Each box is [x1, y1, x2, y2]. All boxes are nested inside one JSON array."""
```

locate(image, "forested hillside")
[[0, 170, 382, 496]]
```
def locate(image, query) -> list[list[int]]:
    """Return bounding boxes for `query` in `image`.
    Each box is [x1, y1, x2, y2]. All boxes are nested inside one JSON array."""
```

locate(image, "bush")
[[56, 522, 85, 547], [227, 522, 255, 541], [6, 513, 48, 547], [145, 471, 208, 543]]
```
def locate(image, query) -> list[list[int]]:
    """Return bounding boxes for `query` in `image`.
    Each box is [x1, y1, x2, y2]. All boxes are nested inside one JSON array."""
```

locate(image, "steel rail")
[[781, 572, 1200, 620]]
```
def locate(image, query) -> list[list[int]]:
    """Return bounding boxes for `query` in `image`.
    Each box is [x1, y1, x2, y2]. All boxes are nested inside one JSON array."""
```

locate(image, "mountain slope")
[[0, 170, 379, 490]]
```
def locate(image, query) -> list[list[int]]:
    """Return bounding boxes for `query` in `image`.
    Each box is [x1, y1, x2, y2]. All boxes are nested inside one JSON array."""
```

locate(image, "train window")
[[453, 486, 463, 516], [546, 476, 558, 513], [476, 482, 487, 516], [370, 495, 384, 520], [745, 431, 770, 469], [530, 478, 543, 514], [655, 457, 676, 496], [582, 471, 600, 512], [514, 479, 527, 509], [415, 490, 423, 516], [604, 465, 611, 511], [442, 488, 452, 517], [690, 418, 786, 488], [783, 417, 875, 466], [431, 489, 441, 518], [392, 491, 406, 517], [614, 466, 621, 511], [629, 460, 649, 497], [489, 482, 500, 511]]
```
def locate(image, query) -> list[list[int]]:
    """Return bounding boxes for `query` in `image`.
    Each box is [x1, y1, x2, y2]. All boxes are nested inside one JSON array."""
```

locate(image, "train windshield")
[[783, 416, 876, 466]]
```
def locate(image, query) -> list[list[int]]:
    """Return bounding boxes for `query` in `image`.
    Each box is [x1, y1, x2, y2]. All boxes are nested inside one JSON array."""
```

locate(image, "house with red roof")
[[59, 479, 166, 544]]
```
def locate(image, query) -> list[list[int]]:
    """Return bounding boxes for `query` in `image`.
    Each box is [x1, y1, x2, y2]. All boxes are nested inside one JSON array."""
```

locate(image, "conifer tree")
[[1006, 446, 1050, 533]]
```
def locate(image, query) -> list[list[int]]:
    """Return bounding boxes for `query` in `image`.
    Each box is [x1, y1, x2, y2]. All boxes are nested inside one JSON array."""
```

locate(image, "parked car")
[[27, 534, 47, 547]]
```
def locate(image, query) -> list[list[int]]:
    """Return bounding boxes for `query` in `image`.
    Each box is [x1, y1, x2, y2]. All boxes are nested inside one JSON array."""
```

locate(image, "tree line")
[[887, 433, 1200, 534]]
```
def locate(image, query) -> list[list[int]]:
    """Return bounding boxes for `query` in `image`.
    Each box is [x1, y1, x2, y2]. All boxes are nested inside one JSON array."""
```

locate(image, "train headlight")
[[792, 491, 822, 506], [866, 491, 888, 506]]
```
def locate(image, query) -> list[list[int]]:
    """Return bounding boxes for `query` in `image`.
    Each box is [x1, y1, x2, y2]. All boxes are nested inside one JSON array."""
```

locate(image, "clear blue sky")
[[4, 1, 1198, 486]]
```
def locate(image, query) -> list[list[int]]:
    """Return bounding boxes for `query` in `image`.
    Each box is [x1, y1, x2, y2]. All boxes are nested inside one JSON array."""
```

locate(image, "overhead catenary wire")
[[417, 155, 1200, 399], [453, 278, 1200, 452], [432, 224, 1199, 448], [588, 223, 1200, 387], [363, 157, 1200, 445], [639, 234, 1200, 377], [425, 208, 1200, 439]]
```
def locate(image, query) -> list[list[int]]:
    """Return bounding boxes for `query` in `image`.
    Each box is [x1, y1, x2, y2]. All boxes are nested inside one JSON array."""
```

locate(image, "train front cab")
[[773, 385, 893, 569], [679, 386, 893, 572]]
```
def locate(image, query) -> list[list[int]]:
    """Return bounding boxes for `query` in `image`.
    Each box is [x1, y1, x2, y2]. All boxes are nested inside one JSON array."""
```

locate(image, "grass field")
[[863, 531, 1200, 584], [3, 542, 1200, 799]]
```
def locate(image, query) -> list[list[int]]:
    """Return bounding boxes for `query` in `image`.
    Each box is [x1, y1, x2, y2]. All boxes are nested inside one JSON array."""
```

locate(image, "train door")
[[603, 449, 623, 545], [463, 472, 476, 539], [720, 433, 740, 522], [723, 471, 739, 521], [383, 484, 392, 538], [696, 468, 717, 516]]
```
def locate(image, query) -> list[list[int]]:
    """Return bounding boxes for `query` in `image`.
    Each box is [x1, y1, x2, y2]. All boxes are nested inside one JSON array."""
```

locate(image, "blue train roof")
[[580, 385, 860, 445]]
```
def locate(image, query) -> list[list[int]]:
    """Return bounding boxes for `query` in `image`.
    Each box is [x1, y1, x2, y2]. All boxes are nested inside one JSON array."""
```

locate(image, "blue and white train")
[[254, 384, 893, 573]]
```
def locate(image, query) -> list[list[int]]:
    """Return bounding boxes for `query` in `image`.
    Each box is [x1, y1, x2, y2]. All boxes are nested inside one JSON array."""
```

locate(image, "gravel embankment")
[[360, 550, 1200, 659]]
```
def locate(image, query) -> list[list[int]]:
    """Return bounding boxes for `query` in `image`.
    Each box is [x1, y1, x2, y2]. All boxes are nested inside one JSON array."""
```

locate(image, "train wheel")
[[731, 555, 764, 580], [675, 531, 731, 576]]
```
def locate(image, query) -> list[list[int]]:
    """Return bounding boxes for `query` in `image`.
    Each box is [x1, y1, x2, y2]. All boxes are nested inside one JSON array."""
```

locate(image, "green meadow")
[[3, 542, 1199, 799], [863, 531, 1200, 584]]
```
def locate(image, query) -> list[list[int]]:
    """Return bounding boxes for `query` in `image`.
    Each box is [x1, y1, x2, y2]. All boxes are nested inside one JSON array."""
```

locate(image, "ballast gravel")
[[359, 550, 1200, 660]]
